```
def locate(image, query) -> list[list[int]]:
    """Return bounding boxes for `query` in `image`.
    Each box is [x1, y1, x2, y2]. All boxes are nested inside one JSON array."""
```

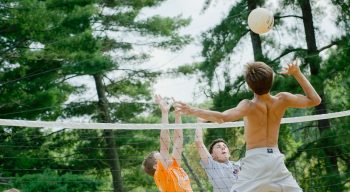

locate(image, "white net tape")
[[0, 110, 349, 130]]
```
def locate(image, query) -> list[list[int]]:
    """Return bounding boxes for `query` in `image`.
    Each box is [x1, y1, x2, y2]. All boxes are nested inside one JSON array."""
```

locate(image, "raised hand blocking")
[[280, 60, 301, 76], [155, 94, 170, 113]]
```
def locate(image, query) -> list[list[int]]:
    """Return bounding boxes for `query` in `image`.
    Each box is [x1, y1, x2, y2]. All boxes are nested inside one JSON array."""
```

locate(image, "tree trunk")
[[247, 0, 264, 61], [94, 74, 124, 192], [298, 0, 341, 190], [181, 153, 205, 192]]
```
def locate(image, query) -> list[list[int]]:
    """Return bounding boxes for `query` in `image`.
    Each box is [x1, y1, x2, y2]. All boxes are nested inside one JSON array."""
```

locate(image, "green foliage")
[[330, 0, 350, 29], [13, 170, 103, 192], [101, 0, 164, 10], [108, 79, 152, 99], [140, 15, 191, 36], [0, 0, 94, 120], [174, 62, 201, 75], [323, 39, 350, 111], [200, 0, 249, 83], [0, 127, 47, 177]]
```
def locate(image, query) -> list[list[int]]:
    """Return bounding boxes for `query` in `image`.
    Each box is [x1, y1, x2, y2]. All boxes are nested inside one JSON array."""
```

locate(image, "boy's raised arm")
[[279, 60, 322, 108], [172, 110, 183, 163], [174, 100, 250, 123], [195, 119, 211, 165], [155, 95, 171, 168]]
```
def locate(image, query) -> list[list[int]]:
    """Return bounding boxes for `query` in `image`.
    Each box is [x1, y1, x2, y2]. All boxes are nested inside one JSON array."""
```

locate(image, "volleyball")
[[248, 8, 274, 34]]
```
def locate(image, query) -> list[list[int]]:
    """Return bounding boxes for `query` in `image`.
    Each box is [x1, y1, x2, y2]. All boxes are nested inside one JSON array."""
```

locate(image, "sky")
[[139, 0, 239, 103], [67, 0, 340, 105]]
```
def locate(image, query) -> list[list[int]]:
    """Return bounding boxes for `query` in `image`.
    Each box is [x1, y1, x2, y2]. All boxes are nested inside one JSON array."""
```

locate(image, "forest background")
[[0, 0, 349, 191]]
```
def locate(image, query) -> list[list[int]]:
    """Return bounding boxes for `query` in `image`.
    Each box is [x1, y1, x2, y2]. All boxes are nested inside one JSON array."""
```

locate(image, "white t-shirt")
[[200, 156, 240, 192]]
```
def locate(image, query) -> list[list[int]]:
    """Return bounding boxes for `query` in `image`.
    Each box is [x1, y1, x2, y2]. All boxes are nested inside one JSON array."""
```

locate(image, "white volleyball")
[[248, 8, 274, 34]]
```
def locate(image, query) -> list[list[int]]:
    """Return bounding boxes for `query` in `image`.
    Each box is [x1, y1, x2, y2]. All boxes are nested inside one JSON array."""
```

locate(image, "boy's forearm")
[[172, 114, 183, 160], [293, 72, 321, 103], [160, 111, 170, 151], [189, 107, 224, 123], [195, 128, 210, 164], [173, 129, 183, 153], [194, 134, 205, 153], [173, 114, 183, 145], [161, 112, 169, 124], [195, 128, 205, 145], [160, 129, 170, 150], [174, 114, 181, 124]]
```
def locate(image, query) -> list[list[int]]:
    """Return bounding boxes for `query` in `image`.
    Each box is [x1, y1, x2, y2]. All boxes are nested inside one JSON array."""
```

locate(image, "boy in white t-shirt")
[[195, 119, 240, 192]]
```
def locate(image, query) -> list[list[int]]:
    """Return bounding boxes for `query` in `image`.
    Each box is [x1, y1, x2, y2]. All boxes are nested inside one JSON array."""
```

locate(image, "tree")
[[57, 0, 191, 191], [296, 0, 342, 190]]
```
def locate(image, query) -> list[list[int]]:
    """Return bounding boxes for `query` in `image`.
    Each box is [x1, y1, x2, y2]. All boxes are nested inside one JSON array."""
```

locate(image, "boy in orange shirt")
[[142, 95, 192, 192]]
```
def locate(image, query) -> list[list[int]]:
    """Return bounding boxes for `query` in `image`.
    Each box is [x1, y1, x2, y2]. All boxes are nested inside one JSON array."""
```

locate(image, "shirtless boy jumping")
[[174, 60, 321, 192]]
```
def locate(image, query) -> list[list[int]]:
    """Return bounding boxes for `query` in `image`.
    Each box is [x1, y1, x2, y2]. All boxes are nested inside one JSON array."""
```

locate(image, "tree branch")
[[272, 41, 338, 63], [275, 15, 303, 19], [317, 41, 338, 53], [272, 48, 307, 63], [59, 74, 80, 84], [234, 80, 246, 95]]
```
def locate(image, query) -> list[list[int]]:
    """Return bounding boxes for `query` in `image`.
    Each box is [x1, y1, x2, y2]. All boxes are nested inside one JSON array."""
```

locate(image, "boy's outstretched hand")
[[280, 60, 301, 76], [173, 101, 192, 115]]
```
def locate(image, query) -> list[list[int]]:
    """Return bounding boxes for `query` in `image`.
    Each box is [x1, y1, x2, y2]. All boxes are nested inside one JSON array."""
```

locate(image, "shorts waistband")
[[245, 147, 280, 157]]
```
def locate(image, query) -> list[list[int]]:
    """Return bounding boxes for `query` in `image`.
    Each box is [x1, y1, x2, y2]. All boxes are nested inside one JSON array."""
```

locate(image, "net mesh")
[[0, 110, 349, 192]]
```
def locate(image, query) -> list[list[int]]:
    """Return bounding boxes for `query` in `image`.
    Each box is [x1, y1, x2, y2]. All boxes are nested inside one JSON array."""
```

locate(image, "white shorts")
[[231, 147, 302, 192]]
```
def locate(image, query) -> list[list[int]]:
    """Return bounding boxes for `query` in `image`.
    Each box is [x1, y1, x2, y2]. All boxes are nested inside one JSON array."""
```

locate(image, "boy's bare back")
[[244, 93, 290, 149]]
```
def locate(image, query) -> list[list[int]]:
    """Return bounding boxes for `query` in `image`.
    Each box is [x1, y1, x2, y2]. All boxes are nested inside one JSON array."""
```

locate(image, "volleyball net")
[[0, 110, 349, 130], [0, 110, 349, 192]]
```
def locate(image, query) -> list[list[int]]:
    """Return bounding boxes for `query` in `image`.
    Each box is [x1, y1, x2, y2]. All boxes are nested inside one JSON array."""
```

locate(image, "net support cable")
[[0, 110, 349, 130]]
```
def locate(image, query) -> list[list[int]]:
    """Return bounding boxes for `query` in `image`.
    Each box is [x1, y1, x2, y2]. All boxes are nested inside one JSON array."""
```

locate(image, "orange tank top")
[[154, 158, 192, 192]]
